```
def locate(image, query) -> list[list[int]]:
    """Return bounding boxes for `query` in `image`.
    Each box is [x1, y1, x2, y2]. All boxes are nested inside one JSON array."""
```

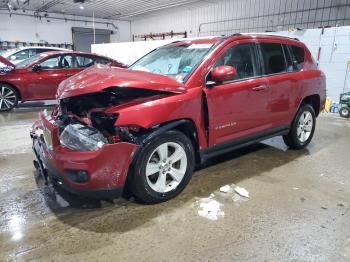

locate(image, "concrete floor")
[[0, 107, 349, 262]]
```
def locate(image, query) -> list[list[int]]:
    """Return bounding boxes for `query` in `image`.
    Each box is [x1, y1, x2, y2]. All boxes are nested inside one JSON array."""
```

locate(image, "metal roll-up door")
[[72, 27, 112, 52]]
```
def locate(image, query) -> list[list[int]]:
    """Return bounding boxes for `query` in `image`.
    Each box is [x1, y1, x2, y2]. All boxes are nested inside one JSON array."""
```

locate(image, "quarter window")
[[214, 43, 258, 80], [260, 43, 287, 75]]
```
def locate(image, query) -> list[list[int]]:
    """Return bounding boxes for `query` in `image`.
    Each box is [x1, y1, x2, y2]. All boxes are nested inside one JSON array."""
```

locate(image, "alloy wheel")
[[297, 111, 313, 143], [146, 142, 187, 193], [0, 86, 17, 110]]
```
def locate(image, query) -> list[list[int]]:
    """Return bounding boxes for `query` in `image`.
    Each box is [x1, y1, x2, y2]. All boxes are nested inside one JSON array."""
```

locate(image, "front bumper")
[[30, 112, 138, 198]]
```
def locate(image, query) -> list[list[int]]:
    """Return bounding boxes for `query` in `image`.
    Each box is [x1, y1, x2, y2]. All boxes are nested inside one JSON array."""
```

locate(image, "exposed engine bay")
[[53, 86, 171, 150]]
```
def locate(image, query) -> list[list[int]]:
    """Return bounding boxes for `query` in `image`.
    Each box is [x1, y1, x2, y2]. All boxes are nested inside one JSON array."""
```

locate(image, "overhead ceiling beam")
[[36, 0, 64, 13]]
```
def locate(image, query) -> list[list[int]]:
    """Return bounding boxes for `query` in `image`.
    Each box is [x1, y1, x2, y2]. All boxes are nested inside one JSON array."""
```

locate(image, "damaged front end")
[[56, 86, 171, 147], [30, 86, 173, 198]]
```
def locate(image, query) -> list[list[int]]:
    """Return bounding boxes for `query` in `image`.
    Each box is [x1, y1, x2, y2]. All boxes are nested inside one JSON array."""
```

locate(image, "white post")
[[93, 11, 96, 44]]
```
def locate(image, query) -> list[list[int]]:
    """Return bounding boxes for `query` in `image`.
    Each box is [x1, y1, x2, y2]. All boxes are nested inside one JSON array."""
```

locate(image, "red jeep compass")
[[31, 34, 326, 203]]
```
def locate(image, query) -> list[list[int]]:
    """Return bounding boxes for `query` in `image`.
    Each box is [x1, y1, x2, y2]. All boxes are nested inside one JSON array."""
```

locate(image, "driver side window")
[[39, 55, 73, 70], [214, 43, 259, 81]]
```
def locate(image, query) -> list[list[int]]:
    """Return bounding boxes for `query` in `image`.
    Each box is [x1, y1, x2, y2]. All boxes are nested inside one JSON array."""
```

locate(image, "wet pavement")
[[0, 107, 349, 261]]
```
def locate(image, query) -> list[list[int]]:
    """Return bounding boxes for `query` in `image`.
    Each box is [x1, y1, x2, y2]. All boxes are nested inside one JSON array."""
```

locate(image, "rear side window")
[[289, 45, 305, 71], [259, 43, 286, 75], [76, 55, 95, 68], [214, 43, 259, 80], [95, 57, 111, 65]]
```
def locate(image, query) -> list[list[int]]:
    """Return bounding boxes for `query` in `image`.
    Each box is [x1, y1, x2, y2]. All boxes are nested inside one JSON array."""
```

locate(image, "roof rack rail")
[[224, 33, 242, 39], [242, 33, 300, 41]]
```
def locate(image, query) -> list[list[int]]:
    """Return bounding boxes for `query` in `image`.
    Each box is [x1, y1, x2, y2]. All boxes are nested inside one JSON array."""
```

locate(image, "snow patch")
[[234, 186, 250, 198], [197, 196, 224, 221], [219, 185, 231, 193]]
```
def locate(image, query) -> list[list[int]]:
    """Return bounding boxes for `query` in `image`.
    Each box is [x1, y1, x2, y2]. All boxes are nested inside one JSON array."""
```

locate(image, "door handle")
[[65, 73, 73, 77], [252, 84, 268, 91]]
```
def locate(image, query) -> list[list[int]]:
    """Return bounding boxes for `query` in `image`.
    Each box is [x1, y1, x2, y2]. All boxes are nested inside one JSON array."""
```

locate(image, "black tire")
[[0, 84, 19, 112], [283, 104, 316, 149], [127, 130, 195, 204], [339, 107, 350, 118]]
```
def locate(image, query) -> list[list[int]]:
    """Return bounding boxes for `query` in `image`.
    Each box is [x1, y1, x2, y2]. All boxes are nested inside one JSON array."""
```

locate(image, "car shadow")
[[34, 136, 311, 234]]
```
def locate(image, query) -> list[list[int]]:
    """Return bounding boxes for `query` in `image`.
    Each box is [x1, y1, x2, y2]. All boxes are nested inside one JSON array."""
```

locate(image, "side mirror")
[[211, 65, 237, 83], [32, 64, 42, 72], [10, 55, 16, 61]]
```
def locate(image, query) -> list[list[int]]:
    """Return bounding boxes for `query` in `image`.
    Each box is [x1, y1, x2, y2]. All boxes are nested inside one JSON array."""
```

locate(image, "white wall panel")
[[130, 0, 350, 38], [0, 11, 131, 45]]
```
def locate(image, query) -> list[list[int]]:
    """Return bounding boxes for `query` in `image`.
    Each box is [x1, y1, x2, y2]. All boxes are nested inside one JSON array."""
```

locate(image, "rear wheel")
[[339, 107, 350, 118], [283, 104, 316, 149], [0, 84, 19, 112], [128, 130, 195, 203]]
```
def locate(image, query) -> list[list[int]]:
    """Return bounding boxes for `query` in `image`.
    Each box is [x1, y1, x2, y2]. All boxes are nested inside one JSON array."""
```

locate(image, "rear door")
[[204, 40, 271, 146], [257, 42, 297, 127]]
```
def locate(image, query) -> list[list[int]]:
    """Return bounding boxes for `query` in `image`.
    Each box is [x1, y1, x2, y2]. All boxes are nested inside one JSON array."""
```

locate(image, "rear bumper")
[[30, 113, 138, 199]]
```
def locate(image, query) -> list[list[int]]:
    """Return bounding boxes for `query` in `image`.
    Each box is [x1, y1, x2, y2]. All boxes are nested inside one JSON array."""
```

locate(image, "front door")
[[28, 54, 79, 99], [204, 41, 271, 146]]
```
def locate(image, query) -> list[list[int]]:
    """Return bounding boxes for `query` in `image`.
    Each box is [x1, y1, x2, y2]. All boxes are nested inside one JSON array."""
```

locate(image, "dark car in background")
[[0, 51, 127, 111]]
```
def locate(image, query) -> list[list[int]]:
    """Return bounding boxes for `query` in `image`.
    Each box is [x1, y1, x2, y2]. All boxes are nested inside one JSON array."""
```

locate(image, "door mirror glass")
[[32, 64, 42, 72], [211, 65, 237, 83]]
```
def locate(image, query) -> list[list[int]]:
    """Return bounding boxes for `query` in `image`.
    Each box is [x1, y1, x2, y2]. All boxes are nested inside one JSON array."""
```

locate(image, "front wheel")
[[128, 130, 195, 203], [0, 84, 19, 112], [339, 107, 350, 118], [283, 104, 316, 149]]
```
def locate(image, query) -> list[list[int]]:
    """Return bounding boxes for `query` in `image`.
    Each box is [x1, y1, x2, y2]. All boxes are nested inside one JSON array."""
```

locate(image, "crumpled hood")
[[57, 64, 187, 99], [0, 55, 15, 68]]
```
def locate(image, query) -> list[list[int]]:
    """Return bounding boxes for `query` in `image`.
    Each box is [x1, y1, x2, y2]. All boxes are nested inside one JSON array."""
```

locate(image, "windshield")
[[129, 43, 213, 82], [15, 54, 44, 69]]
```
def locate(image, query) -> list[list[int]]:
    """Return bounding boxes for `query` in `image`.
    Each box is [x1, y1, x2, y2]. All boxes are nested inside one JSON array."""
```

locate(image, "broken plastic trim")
[[57, 87, 182, 147]]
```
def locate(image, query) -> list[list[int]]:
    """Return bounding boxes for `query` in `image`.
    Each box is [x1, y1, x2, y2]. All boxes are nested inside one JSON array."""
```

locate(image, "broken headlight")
[[60, 123, 108, 151]]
